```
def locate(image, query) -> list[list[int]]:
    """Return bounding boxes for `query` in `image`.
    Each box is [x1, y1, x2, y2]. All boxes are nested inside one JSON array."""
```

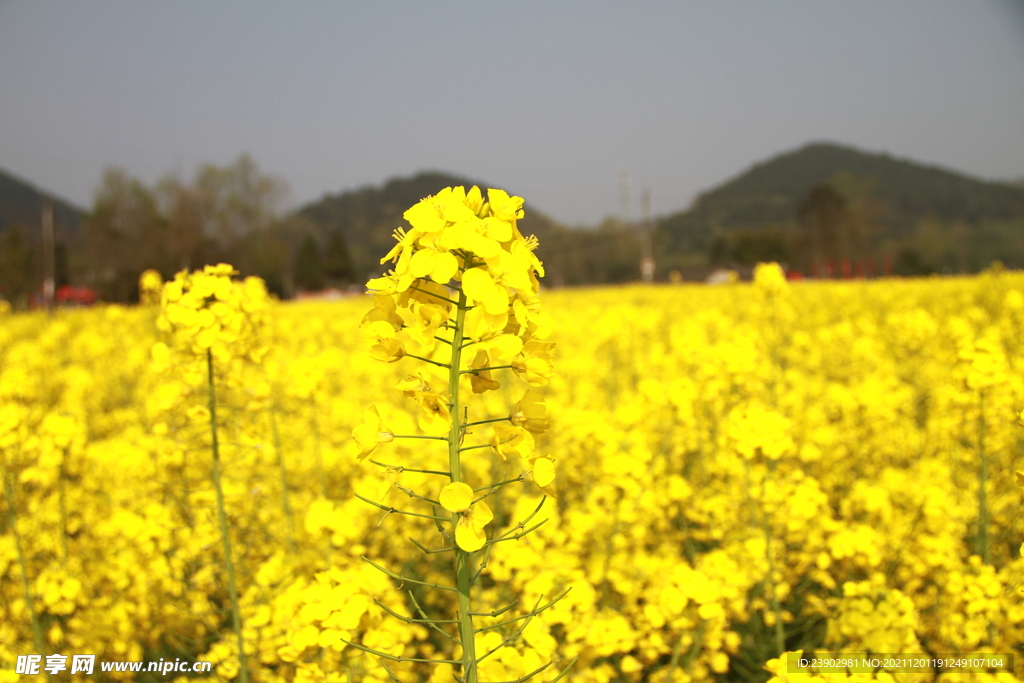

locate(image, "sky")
[[1, 1, 1023, 226]]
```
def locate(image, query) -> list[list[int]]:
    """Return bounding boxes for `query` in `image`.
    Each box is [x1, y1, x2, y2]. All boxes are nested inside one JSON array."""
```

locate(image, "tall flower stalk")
[[1, 437, 47, 680], [348, 186, 572, 683], [959, 328, 1005, 568], [446, 288, 478, 673], [206, 349, 249, 683], [155, 264, 270, 683], [268, 401, 298, 554]]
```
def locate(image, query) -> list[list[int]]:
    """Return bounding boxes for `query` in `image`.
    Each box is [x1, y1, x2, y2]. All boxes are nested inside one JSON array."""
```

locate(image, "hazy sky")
[[2, 1, 1023, 225]]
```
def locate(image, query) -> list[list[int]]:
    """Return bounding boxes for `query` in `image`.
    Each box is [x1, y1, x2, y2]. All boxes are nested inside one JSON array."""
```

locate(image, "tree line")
[[5, 143, 1023, 306], [70, 155, 354, 302]]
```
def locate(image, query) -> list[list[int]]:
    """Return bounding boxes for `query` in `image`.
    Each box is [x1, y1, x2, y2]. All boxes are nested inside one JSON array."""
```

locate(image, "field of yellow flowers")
[[2, 261, 1024, 682]]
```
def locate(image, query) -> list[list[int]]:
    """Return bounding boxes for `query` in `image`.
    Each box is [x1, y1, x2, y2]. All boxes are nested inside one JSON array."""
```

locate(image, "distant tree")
[[730, 230, 791, 266], [893, 248, 935, 276], [192, 154, 287, 245], [708, 228, 792, 267], [74, 155, 303, 301], [155, 176, 206, 271], [798, 184, 847, 272], [324, 229, 353, 284], [540, 218, 641, 285], [55, 244, 70, 288], [0, 227, 35, 306], [80, 168, 166, 301], [294, 235, 325, 291], [709, 235, 731, 265], [155, 154, 287, 274], [233, 222, 289, 298], [829, 171, 887, 265]]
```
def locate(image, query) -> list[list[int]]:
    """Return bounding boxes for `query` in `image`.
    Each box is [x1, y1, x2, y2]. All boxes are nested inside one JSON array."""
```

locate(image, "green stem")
[[407, 353, 450, 369], [461, 365, 513, 375], [59, 447, 69, 566], [597, 491, 622, 609], [448, 287, 479, 683], [2, 449, 48, 682], [393, 485, 441, 506], [977, 391, 989, 565], [343, 651, 355, 683], [663, 633, 685, 683], [207, 350, 250, 683], [744, 459, 785, 656], [310, 407, 327, 499], [473, 476, 523, 493], [368, 459, 450, 477], [409, 285, 459, 306], [355, 493, 451, 521], [681, 621, 708, 675], [269, 405, 297, 554], [762, 512, 786, 656], [361, 555, 457, 592], [463, 417, 511, 428], [977, 391, 993, 646]]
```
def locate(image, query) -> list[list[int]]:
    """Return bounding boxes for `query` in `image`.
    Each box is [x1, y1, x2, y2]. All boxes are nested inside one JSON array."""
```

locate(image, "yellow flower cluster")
[[138, 269, 163, 306], [156, 264, 269, 363], [357, 186, 555, 556], [827, 575, 922, 653], [362, 186, 550, 371], [348, 187, 566, 681]]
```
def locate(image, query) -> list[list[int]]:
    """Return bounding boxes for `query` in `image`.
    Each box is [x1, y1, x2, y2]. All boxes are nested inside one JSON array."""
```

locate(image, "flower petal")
[[455, 518, 487, 552], [439, 482, 473, 513]]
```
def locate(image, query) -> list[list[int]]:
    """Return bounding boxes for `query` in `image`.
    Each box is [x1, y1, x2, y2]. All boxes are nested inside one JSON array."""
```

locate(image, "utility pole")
[[640, 188, 654, 283], [42, 198, 55, 312]]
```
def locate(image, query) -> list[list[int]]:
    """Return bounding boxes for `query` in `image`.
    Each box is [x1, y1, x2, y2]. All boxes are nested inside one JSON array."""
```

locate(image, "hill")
[[657, 142, 1024, 262], [0, 167, 84, 303], [295, 171, 562, 283], [0, 166, 84, 243]]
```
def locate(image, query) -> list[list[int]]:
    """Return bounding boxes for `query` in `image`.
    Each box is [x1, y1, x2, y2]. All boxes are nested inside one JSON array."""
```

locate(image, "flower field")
[[2, 263, 1024, 683]]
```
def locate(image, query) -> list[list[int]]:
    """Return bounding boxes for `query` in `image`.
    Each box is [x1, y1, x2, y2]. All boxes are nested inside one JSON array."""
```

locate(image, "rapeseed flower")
[[139, 269, 163, 306], [439, 482, 473, 513], [351, 406, 394, 461], [351, 186, 559, 683], [454, 501, 493, 552], [157, 264, 268, 363], [511, 390, 549, 434]]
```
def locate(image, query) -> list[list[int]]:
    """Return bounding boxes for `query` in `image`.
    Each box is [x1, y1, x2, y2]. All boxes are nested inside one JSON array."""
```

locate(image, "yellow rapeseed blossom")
[[454, 501, 494, 552], [439, 482, 473, 513], [139, 269, 163, 306], [511, 390, 549, 434], [352, 186, 561, 682], [351, 405, 394, 461], [157, 264, 269, 363]]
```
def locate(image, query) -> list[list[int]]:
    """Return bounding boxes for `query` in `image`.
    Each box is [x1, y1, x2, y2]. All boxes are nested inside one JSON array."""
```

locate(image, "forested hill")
[[296, 172, 562, 283], [658, 142, 1024, 254], [0, 166, 84, 243]]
